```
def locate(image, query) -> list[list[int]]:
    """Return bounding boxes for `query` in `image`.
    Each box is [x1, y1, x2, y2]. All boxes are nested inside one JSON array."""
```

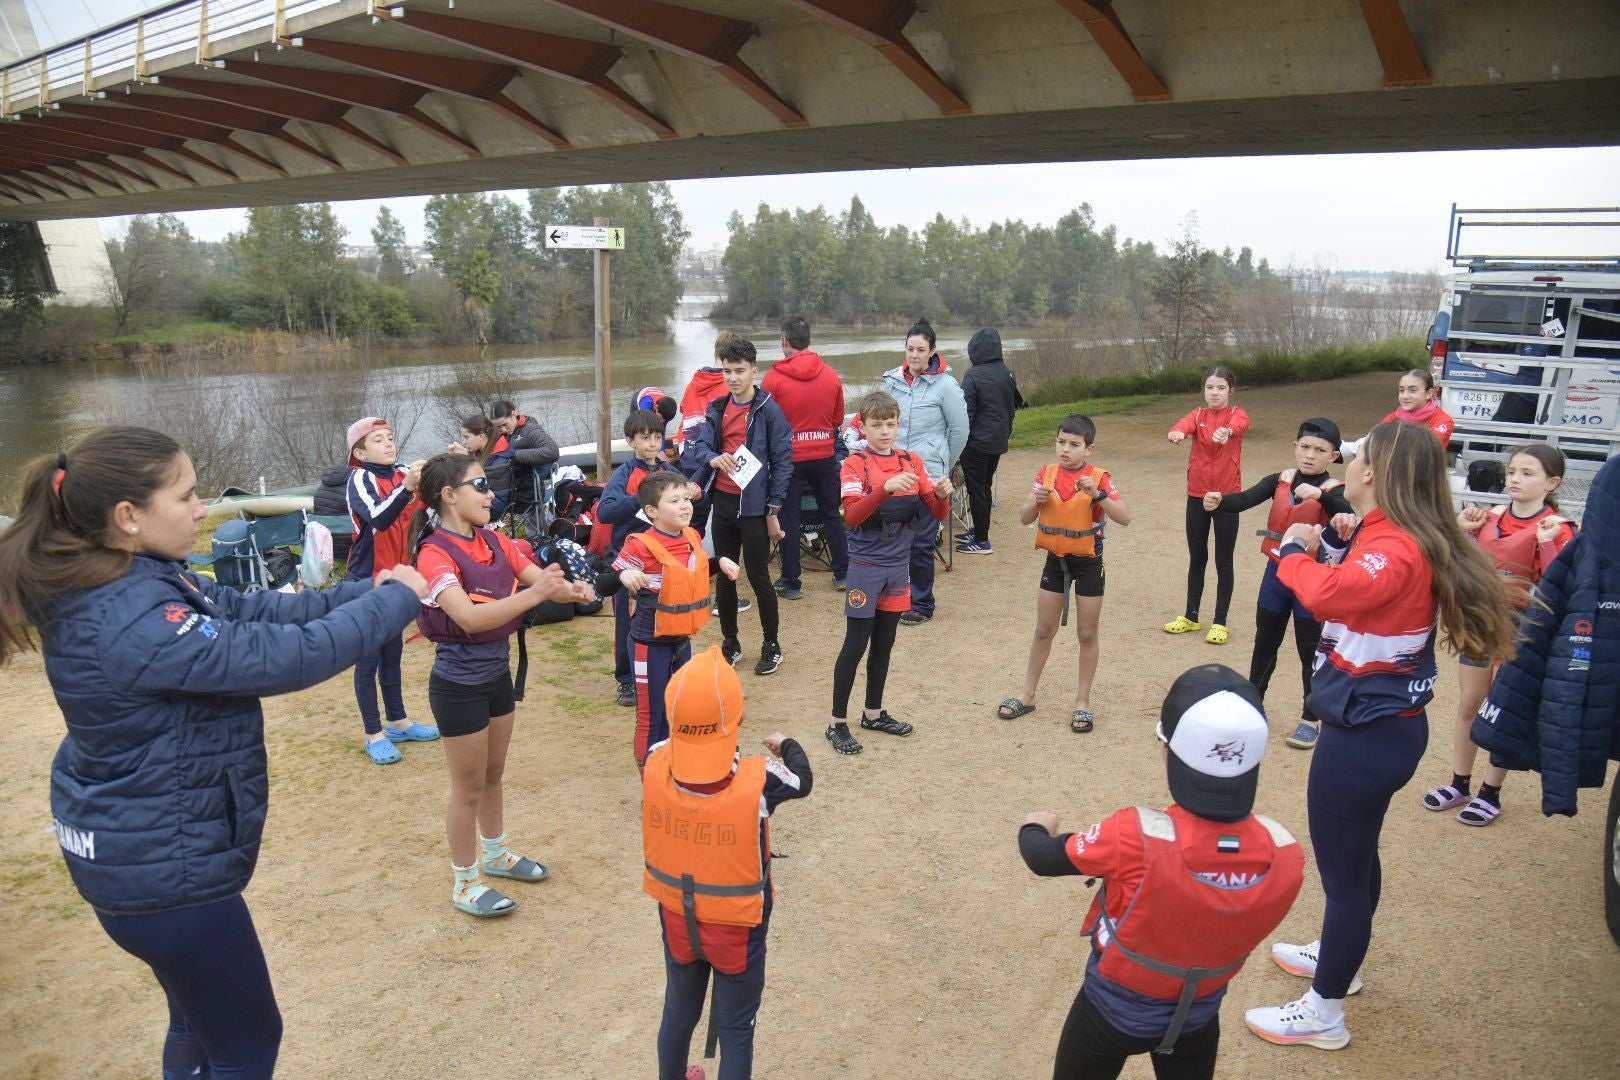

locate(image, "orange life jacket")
[[1256, 470, 1341, 562], [642, 750, 770, 943], [1035, 464, 1101, 557], [1083, 807, 1304, 1052], [640, 527, 712, 637]]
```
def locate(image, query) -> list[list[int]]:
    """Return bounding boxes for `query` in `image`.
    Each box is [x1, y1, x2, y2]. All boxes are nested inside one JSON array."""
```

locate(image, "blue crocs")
[[385, 722, 441, 743], [1285, 721, 1319, 749], [365, 738, 402, 765]]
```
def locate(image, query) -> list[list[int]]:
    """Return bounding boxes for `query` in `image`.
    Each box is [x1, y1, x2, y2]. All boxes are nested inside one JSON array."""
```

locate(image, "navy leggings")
[[1307, 711, 1428, 999], [353, 631, 406, 736], [658, 940, 766, 1080], [96, 894, 282, 1079]]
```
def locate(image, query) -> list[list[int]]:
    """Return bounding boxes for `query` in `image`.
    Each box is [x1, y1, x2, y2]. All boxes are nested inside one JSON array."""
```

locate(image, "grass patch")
[[107, 321, 250, 349], [1023, 338, 1421, 409], [556, 693, 612, 721], [1008, 396, 1157, 450]]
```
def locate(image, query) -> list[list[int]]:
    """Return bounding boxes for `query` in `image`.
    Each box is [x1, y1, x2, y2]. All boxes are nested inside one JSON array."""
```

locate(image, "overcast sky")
[[20, 1, 1620, 272]]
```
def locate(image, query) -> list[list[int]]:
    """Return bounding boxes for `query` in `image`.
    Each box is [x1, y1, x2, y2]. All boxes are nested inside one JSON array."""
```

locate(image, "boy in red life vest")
[[616, 471, 740, 767], [642, 645, 813, 1080], [1204, 417, 1353, 751], [825, 390, 952, 755], [1020, 664, 1305, 1078], [601, 409, 704, 708], [997, 413, 1131, 735]]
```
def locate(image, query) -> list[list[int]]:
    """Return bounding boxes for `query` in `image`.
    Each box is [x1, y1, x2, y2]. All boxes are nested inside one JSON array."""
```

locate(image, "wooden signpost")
[[545, 220, 624, 480]]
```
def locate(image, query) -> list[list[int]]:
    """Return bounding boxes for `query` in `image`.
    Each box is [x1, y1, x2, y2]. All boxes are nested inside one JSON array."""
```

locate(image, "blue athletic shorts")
[[1257, 559, 1312, 618], [844, 559, 909, 618]]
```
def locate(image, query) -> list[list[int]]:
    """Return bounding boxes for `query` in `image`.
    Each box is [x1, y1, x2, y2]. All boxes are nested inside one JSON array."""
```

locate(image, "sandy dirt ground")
[[2, 370, 1617, 1079]]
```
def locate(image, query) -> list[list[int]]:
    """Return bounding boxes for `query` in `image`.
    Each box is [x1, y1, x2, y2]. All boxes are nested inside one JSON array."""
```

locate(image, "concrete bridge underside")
[[0, 0, 1616, 221]]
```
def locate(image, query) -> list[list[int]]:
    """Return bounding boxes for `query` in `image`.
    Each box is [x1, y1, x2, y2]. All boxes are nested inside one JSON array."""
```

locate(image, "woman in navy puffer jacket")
[[0, 426, 430, 1079]]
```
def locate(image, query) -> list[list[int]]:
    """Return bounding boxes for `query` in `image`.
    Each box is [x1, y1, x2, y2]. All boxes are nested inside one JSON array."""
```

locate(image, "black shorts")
[[1039, 553, 1105, 597], [428, 672, 516, 738]]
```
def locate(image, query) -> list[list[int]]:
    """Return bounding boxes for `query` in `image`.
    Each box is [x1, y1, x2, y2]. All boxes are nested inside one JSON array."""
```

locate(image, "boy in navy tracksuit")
[[599, 408, 699, 707], [685, 332, 795, 677]]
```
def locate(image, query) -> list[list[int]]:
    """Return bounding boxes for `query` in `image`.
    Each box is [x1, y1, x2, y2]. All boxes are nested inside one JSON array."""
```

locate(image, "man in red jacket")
[[761, 315, 849, 599]]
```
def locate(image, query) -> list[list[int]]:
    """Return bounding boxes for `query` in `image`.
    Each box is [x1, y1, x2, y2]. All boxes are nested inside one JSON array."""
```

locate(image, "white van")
[[1426, 207, 1620, 520]]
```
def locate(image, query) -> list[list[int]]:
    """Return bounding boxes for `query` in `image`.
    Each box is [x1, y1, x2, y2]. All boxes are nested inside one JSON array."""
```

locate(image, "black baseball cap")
[[1297, 417, 1343, 458], [1157, 665, 1270, 822]]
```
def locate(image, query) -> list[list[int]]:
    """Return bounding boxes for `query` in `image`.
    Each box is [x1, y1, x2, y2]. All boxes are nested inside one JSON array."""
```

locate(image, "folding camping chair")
[[793, 489, 836, 573], [934, 465, 971, 571], [189, 510, 308, 593]]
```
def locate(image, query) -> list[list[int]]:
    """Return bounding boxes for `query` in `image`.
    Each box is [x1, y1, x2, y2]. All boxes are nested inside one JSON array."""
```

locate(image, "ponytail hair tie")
[[53, 452, 67, 494]]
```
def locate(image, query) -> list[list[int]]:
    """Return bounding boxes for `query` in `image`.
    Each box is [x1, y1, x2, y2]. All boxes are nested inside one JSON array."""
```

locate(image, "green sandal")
[[1070, 710, 1095, 734], [997, 698, 1036, 720]]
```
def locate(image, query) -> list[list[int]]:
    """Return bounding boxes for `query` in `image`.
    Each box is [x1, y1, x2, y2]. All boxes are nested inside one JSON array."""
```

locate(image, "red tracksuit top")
[[1171, 406, 1249, 497]]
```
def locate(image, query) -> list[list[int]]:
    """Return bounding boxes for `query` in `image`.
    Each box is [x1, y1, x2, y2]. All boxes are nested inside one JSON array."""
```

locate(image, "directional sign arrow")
[[550, 229, 564, 243]]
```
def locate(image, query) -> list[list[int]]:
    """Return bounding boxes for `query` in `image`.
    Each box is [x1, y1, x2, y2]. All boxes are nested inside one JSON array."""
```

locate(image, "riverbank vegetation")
[[0, 183, 688, 363]]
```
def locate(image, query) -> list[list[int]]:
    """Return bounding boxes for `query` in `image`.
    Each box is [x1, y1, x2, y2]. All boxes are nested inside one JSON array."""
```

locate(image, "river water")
[[0, 310, 1006, 504]]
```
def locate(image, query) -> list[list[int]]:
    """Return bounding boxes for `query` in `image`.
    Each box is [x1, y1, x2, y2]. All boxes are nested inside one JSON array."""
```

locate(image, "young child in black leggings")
[[1204, 417, 1351, 751], [826, 391, 952, 755], [1164, 367, 1247, 646]]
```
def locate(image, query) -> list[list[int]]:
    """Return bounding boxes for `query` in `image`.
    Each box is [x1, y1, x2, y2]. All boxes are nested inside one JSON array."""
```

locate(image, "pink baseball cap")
[[346, 417, 390, 465]]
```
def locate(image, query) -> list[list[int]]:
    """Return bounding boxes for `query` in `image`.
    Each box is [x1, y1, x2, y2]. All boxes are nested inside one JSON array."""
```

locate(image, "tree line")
[[0, 182, 688, 361]]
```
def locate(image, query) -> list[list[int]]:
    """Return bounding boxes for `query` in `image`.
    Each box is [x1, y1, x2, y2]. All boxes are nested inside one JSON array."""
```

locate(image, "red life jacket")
[[1474, 505, 1562, 606], [1256, 470, 1341, 562], [1083, 807, 1304, 1052], [414, 528, 523, 643]]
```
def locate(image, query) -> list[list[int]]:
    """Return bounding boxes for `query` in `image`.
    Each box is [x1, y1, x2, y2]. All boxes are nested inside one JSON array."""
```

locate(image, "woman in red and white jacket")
[[1243, 422, 1518, 1053], [1165, 367, 1249, 646], [1422, 443, 1575, 827]]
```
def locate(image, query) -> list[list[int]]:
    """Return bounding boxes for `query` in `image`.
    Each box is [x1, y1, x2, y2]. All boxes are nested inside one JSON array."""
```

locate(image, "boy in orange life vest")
[[642, 646, 812, 1080], [1204, 417, 1352, 752], [996, 413, 1130, 735], [1020, 664, 1304, 1079], [615, 471, 740, 767]]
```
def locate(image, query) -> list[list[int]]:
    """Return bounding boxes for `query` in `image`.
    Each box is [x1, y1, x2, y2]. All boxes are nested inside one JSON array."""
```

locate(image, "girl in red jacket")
[[1381, 369, 1453, 449], [1165, 367, 1248, 646], [1243, 422, 1517, 1052], [1421, 443, 1575, 826]]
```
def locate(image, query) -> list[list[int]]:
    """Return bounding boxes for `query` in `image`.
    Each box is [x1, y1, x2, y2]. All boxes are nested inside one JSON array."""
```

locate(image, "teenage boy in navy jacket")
[[686, 331, 794, 677]]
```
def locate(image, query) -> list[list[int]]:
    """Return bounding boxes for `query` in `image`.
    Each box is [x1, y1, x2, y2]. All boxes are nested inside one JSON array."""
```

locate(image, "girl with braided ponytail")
[[408, 452, 593, 918], [0, 426, 429, 1079]]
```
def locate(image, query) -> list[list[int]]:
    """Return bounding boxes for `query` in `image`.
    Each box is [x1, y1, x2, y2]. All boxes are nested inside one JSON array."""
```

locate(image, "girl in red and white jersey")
[[1243, 421, 1518, 1053], [1165, 367, 1249, 646], [1421, 443, 1575, 826], [1378, 369, 1454, 449]]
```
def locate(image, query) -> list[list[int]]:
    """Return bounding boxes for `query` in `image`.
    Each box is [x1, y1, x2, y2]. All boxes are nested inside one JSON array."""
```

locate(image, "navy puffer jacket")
[[1473, 456, 1620, 816], [44, 554, 422, 913]]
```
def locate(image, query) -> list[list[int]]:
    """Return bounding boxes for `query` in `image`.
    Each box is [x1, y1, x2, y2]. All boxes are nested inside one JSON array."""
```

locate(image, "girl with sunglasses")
[[408, 453, 593, 917]]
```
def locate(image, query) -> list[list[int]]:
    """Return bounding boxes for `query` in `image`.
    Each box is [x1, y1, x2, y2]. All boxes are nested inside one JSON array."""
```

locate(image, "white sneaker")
[[1270, 940, 1362, 994], [1244, 995, 1351, 1050]]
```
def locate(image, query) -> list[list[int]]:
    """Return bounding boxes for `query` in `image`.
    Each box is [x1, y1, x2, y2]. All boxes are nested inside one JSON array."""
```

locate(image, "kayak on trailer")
[[203, 489, 315, 519], [556, 439, 633, 469]]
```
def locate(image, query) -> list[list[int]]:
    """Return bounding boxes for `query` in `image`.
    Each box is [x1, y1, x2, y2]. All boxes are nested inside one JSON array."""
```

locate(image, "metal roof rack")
[[1446, 204, 1620, 270]]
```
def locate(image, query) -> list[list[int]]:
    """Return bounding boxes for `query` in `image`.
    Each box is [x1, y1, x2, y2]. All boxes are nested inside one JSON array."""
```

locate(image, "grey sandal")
[[453, 883, 518, 917], [483, 854, 549, 882], [997, 698, 1036, 720]]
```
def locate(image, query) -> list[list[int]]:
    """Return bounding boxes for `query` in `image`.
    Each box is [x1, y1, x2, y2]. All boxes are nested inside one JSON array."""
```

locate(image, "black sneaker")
[[616, 681, 635, 707], [826, 722, 862, 755], [899, 610, 931, 627], [754, 643, 782, 676], [721, 638, 743, 667], [736, 596, 753, 614]]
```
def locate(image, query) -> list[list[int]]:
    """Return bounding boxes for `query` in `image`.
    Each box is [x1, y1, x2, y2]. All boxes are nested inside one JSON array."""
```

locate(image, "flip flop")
[[997, 698, 1036, 720], [1070, 710, 1095, 734]]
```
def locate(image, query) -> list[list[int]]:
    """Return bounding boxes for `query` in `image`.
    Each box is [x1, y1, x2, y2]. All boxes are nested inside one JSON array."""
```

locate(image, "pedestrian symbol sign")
[[545, 224, 624, 250]]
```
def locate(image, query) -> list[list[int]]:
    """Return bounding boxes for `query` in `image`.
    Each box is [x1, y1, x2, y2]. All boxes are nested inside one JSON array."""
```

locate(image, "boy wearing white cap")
[[642, 645, 813, 1080], [1019, 664, 1305, 1077]]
